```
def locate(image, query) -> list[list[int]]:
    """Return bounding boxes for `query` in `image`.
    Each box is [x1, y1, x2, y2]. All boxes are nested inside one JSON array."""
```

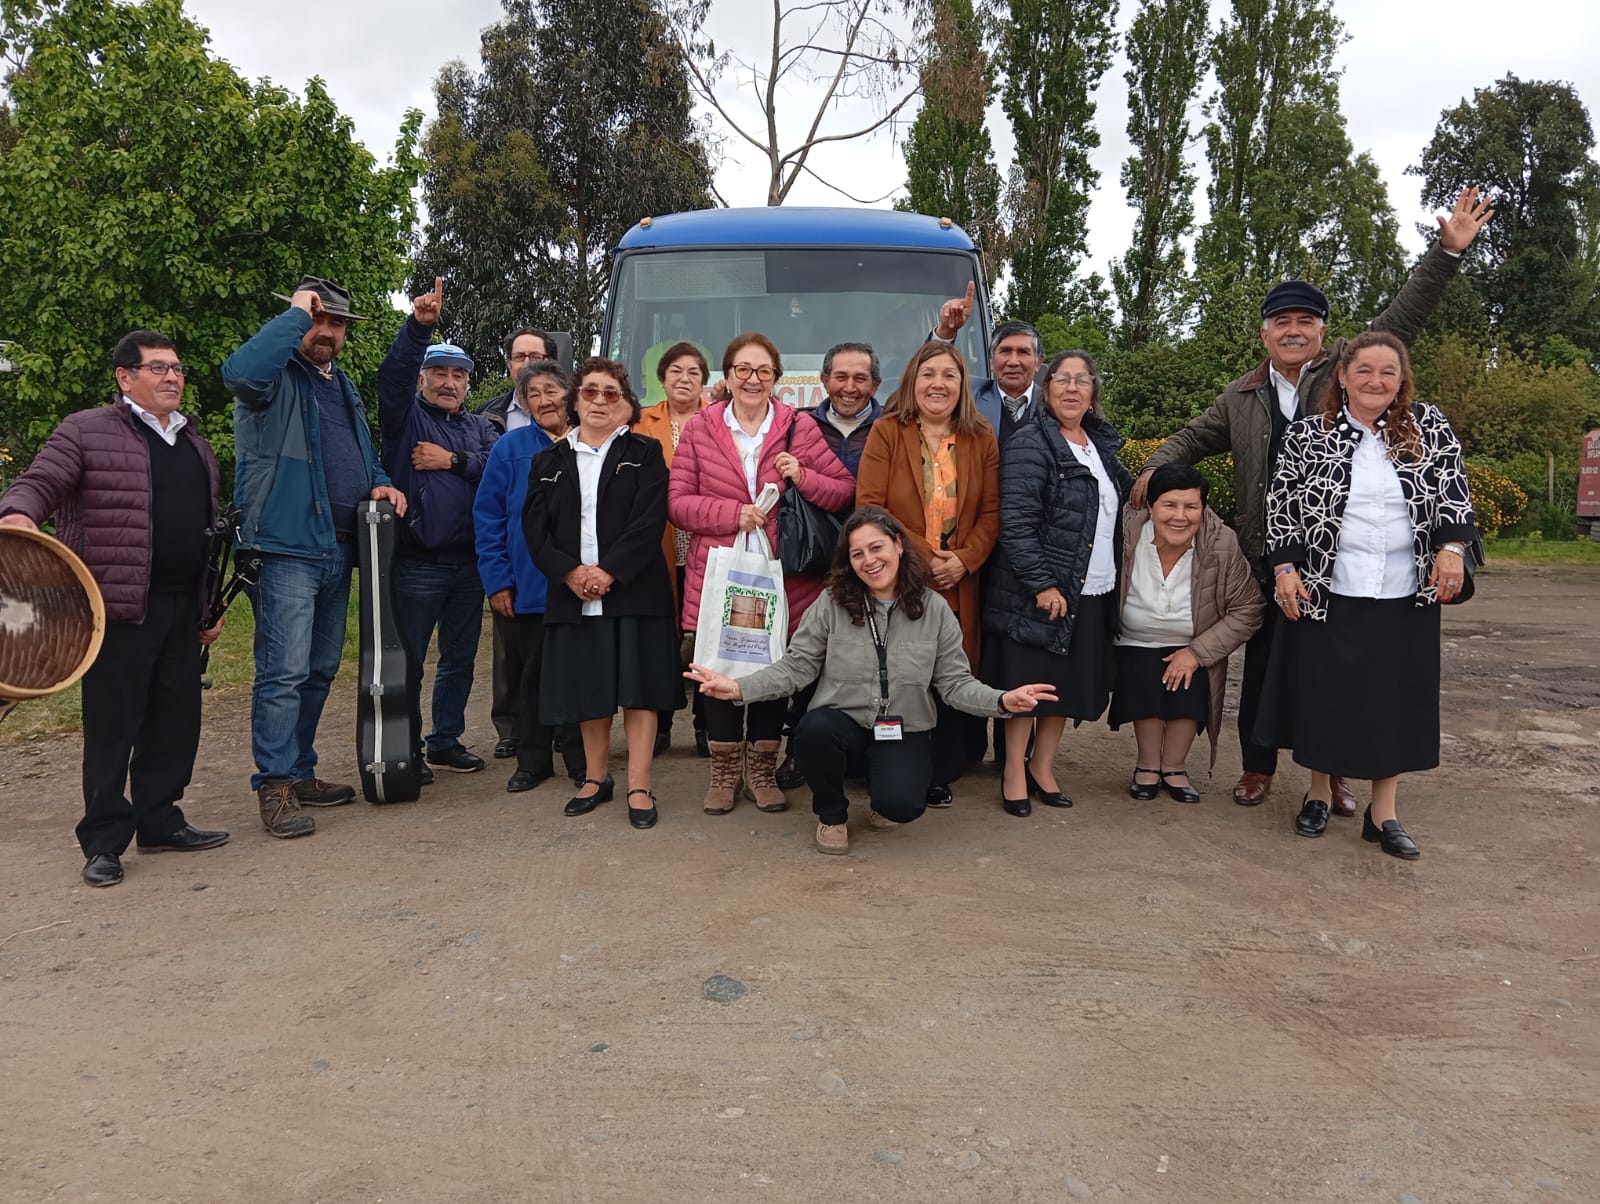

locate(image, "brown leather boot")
[[258, 778, 316, 838], [703, 741, 743, 815], [742, 740, 789, 812]]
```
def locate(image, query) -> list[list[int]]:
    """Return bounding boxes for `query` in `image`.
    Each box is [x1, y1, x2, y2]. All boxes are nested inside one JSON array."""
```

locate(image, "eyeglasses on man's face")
[[131, 361, 189, 378], [730, 364, 777, 383], [577, 384, 625, 403]]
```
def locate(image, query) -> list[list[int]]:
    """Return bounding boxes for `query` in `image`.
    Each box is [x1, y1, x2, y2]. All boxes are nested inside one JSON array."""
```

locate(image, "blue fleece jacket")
[[225, 308, 390, 557], [376, 316, 497, 557], [473, 424, 554, 614]]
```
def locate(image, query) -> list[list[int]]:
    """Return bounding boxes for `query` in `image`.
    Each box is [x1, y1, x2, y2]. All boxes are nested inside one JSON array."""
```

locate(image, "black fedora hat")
[[272, 275, 368, 320]]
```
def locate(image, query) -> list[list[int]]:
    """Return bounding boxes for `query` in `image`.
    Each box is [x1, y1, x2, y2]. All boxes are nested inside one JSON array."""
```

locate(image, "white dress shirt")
[[1065, 435, 1119, 596], [1329, 414, 1414, 600], [122, 396, 186, 447], [1117, 517, 1196, 647], [568, 425, 627, 616], [724, 401, 774, 499], [504, 395, 532, 432], [1268, 364, 1301, 423]]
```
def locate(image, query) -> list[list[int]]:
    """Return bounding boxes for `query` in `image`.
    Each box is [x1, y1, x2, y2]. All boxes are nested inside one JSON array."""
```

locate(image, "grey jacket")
[[1142, 243, 1462, 572], [738, 591, 1003, 731]]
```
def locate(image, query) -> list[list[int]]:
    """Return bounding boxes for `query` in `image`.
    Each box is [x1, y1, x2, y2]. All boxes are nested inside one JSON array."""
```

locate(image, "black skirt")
[[990, 591, 1114, 721], [1108, 645, 1210, 731], [1255, 595, 1440, 779], [540, 614, 681, 724]]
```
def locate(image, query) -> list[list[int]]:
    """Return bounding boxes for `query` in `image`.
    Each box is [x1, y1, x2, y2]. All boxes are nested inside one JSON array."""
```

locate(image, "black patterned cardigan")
[[1265, 403, 1477, 622]]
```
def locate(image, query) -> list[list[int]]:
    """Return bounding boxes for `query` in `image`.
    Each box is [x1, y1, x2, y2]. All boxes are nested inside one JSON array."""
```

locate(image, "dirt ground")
[[1, 563, 1595, 1204]]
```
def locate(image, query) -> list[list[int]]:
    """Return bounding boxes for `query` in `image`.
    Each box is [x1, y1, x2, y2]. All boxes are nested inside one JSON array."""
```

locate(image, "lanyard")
[[863, 601, 894, 717]]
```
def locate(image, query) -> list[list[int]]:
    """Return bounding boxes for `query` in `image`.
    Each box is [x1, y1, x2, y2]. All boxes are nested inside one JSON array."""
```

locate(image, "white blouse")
[[568, 426, 627, 616], [1065, 435, 1119, 596], [724, 401, 774, 500], [1117, 517, 1195, 647], [1329, 414, 1414, 600]]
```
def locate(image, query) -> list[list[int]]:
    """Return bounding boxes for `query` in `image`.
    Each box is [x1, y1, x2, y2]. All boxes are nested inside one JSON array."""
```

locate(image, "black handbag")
[[777, 421, 843, 577]]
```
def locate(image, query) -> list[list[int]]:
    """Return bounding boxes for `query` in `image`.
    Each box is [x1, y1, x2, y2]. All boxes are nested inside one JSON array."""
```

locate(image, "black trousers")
[[489, 617, 516, 742], [704, 695, 785, 743], [1237, 579, 1281, 776], [77, 590, 201, 858], [931, 699, 982, 788], [792, 706, 932, 827], [782, 680, 819, 740], [493, 611, 582, 776]]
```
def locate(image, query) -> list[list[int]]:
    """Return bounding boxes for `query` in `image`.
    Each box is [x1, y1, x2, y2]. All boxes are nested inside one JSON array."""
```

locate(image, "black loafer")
[[924, 784, 954, 808], [1002, 794, 1031, 818], [653, 730, 671, 756], [1294, 795, 1331, 837], [135, 825, 230, 853], [507, 767, 550, 793], [775, 751, 805, 790], [418, 762, 435, 787], [1160, 771, 1200, 804], [82, 853, 123, 887], [427, 745, 486, 773], [1025, 768, 1072, 808], [564, 774, 615, 816], [694, 730, 710, 758], [627, 788, 659, 829], [494, 737, 516, 760], [1362, 805, 1420, 859], [1129, 768, 1161, 801]]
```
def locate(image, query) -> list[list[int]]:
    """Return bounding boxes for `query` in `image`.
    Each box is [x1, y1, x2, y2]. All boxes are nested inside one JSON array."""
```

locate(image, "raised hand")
[[1438, 186, 1494, 254], [290, 289, 323, 318], [936, 280, 977, 340], [413, 277, 444, 326]]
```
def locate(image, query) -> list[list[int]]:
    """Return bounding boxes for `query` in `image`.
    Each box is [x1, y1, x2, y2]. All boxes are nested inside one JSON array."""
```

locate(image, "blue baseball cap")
[[1261, 280, 1329, 321], [422, 342, 474, 371]]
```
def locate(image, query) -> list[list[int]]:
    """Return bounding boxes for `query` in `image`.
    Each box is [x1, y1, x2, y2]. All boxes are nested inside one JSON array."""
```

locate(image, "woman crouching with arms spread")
[[687, 507, 1056, 856]]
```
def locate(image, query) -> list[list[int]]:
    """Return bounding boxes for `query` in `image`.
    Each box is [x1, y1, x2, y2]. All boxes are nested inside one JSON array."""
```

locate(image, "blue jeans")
[[248, 546, 355, 790], [393, 555, 484, 756]]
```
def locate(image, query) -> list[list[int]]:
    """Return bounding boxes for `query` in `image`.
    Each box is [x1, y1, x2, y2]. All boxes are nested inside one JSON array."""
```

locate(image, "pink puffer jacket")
[[669, 400, 856, 633]]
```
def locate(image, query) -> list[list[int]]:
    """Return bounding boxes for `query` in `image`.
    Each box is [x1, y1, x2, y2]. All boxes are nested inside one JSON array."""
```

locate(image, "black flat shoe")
[[653, 730, 670, 756], [1025, 768, 1072, 808], [924, 784, 953, 808], [1294, 794, 1331, 837], [135, 825, 230, 853], [1159, 770, 1200, 804], [82, 853, 123, 887], [1362, 805, 1420, 859], [564, 775, 615, 816], [627, 788, 659, 829], [494, 737, 516, 760], [507, 766, 551, 793], [775, 750, 805, 790], [694, 730, 710, 758], [1002, 794, 1031, 818], [1129, 767, 1161, 801]]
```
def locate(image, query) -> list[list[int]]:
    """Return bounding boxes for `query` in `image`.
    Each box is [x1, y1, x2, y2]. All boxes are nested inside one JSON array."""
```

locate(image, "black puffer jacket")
[[983, 408, 1131, 655]]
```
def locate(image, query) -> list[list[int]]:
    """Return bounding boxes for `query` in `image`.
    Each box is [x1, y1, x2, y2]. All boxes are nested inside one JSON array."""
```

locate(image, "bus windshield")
[[606, 247, 987, 407]]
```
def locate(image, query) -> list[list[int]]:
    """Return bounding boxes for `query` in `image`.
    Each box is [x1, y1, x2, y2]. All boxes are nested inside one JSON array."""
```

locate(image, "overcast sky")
[[183, 0, 1600, 276]]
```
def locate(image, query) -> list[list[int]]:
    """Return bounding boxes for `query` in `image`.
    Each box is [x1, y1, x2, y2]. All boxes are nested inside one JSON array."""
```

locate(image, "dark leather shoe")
[[775, 750, 805, 790], [694, 730, 710, 758], [507, 767, 551, 793], [82, 853, 123, 887], [1160, 771, 1200, 804], [1026, 768, 1072, 808], [136, 825, 230, 853], [1233, 771, 1272, 805], [565, 774, 615, 816], [494, 737, 516, 760], [1002, 795, 1031, 818], [418, 762, 435, 787], [1362, 805, 1420, 859], [1129, 768, 1161, 801], [1329, 775, 1359, 817], [924, 784, 953, 808], [653, 729, 671, 756], [1294, 795, 1331, 837], [627, 788, 659, 829], [427, 744, 486, 773], [294, 778, 356, 807]]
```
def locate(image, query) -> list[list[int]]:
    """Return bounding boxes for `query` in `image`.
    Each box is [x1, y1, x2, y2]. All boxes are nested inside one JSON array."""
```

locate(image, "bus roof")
[[616, 207, 979, 252]]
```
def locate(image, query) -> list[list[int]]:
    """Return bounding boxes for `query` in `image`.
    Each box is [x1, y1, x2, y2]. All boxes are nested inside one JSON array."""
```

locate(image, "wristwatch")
[[995, 697, 1011, 717], [1439, 541, 1468, 558], [449, 451, 464, 473]]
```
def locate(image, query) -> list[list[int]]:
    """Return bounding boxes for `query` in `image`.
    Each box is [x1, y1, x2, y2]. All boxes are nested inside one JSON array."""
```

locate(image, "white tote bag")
[[692, 528, 789, 679]]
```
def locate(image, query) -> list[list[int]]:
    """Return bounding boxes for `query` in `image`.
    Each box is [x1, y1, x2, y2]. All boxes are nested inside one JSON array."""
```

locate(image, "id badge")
[[872, 715, 904, 742]]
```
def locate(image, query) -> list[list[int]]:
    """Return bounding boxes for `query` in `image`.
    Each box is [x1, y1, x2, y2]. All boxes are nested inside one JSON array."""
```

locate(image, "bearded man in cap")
[[1132, 186, 1494, 810], [375, 278, 498, 781], [225, 277, 408, 838]]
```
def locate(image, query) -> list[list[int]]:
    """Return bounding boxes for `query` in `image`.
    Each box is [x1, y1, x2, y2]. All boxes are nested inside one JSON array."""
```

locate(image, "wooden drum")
[[0, 526, 106, 718]]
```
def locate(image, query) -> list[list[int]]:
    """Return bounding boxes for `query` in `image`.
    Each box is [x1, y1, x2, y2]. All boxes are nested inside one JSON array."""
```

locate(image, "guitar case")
[[355, 499, 421, 803]]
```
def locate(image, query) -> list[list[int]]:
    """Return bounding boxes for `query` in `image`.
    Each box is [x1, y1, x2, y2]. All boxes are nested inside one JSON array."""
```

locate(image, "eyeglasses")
[[730, 364, 777, 383], [577, 384, 625, 403], [1049, 373, 1095, 388], [131, 362, 189, 378]]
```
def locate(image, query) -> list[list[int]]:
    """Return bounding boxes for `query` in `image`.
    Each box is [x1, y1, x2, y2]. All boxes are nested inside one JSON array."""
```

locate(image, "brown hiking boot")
[[294, 778, 356, 807], [703, 741, 743, 815], [258, 778, 316, 838], [742, 740, 788, 812], [815, 822, 849, 855]]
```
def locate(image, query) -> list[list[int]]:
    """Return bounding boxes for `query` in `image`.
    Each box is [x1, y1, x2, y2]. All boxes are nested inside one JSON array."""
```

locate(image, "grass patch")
[[1484, 538, 1600, 565]]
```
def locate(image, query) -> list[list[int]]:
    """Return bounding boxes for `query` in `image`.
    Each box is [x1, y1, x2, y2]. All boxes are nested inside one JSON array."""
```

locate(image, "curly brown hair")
[[826, 506, 930, 625], [1323, 330, 1421, 460]]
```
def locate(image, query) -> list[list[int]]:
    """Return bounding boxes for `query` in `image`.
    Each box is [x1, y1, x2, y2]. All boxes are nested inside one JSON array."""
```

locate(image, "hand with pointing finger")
[[413, 276, 444, 326], [935, 280, 976, 340]]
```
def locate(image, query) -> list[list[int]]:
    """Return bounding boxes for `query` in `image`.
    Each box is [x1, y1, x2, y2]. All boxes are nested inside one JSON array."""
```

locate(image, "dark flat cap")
[[1261, 280, 1329, 321], [271, 275, 368, 320]]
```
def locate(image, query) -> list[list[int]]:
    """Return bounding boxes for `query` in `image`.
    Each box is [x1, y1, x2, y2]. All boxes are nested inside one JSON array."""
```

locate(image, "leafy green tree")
[[1110, 0, 1206, 349], [1410, 75, 1600, 358], [898, 0, 1004, 278], [410, 0, 712, 372], [0, 0, 421, 467], [998, 0, 1119, 322]]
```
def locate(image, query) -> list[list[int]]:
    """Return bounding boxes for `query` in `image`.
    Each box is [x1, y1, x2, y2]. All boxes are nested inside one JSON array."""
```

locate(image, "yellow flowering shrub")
[[1463, 462, 1528, 536]]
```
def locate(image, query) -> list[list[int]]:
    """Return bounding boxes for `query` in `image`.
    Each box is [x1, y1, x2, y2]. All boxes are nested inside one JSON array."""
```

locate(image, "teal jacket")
[[224, 308, 390, 557]]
